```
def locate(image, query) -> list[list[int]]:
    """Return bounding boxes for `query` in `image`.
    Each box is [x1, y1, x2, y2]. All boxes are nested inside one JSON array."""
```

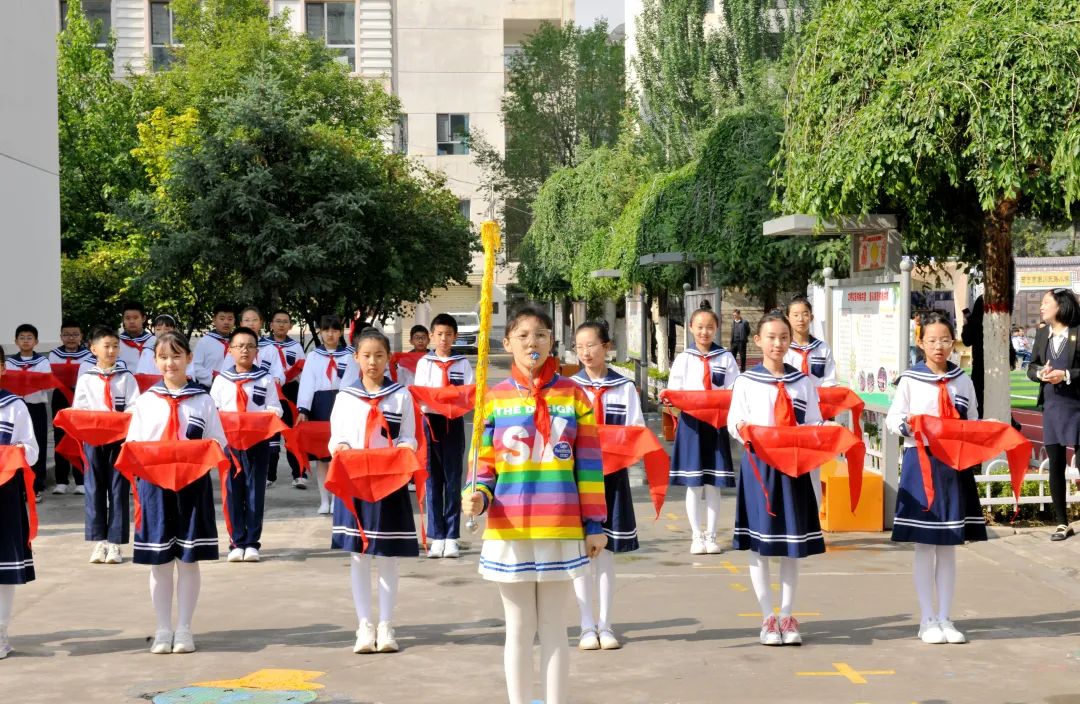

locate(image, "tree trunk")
[[981, 197, 1018, 424], [653, 290, 670, 374]]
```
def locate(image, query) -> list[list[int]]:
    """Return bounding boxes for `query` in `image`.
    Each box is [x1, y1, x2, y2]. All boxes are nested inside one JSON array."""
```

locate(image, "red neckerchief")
[[162, 395, 184, 441], [97, 373, 114, 411], [701, 355, 713, 390], [511, 357, 558, 441], [795, 348, 810, 375], [774, 381, 796, 427], [938, 379, 959, 419], [360, 396, 392, 449], [122, 336, 146, 356], [589, 385, 611, 426], [432, 359, 454, 387], [234, 378, 249, 412], [325, 355, 337, 383]]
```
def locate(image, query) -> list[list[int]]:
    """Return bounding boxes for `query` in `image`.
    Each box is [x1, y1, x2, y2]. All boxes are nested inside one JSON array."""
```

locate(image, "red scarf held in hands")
[[52, 409, 132, 472], [406, 385, 476, 419], [218, 412, 289, 450], [388, 352, 424, 382], [595, 425, 670, 517], [0, 369, 73, 404], [816, 387, 864, 437], [510, 356, 558, 442], [659, 389, 733, 430], [282, 421, 332, 474], [0, 445, 38, 545]]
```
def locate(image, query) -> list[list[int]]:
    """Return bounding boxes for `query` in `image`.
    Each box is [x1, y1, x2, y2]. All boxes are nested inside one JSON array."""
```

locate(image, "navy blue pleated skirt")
[[133, 475, 219, 564], [603, 468, 639, 553], [331, 485, 420, 557], [733, 452, 824, 558], [892, 446, 987, 545], [669, 415, 735, 488], [0, 469, 34, 584]]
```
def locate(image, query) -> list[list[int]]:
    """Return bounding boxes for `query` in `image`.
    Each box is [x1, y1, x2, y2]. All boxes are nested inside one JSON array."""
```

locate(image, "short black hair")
[[0, 346, 5, 365], [319, 314, 344, 332], [121, 301, 146, 316], [87, 325, 119, 345], [15, 323, 38, 340], [350, 322, 374, 347], [212, 303, 236, 317], [505, 305, 554, 337], [756, 311, 792, 336], [229, 326, 260, 345], [354, 327, 391, 355], [60, 319, 81, 330], [409, 324, 429, 337], [1047, 288, 1080, 327], [575, 320, 611, 345], [239, 306, 264, 323], [787, 296, 813, 315], [918, 311, 956, 340], [431, 313, 459, 333], [270, 309, 291, 322]]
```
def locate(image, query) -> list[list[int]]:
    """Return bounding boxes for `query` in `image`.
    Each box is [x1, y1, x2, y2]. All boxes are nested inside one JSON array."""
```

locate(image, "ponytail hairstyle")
[[786, 296, 813, 315], [688, 300, 719, 327]]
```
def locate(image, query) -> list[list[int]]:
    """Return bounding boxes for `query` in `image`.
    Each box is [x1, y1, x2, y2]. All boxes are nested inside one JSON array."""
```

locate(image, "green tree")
[[776, 0, 1080, 421], [121, 67, 472, 336], [472, 20, 625, 246]]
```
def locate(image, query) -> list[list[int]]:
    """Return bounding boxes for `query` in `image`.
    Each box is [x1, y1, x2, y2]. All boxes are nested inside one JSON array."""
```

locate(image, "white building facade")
[[58, 0, 575, 347]]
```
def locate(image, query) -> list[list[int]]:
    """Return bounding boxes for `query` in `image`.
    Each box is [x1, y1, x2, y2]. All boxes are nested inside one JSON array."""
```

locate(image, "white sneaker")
[[34, 492, 43, 504], [918, 620, 947, 644], [52, 483, 68, 495], [690, 534, 706, 555], [150, 630, 173, 654], [598, 628, 621, 650], [578, 628, 601, 651], [89, 541, 108, 564], [172, 629, 196, 654], [759, 615, 782, 646], [317, 499, 331, 515], [265, 480, 275, 489], [779, 615, 802, 645], [243, 547, 260, 562], [227, 547, 245, 563], [703, 533, 723, 554], [104, 543, 122, 564], [427, 539, 445, 559], [353, 620, 377, 654], [73, 485, 85, 495], [293, 477, 307, 490], [443, 539, 460, 558], [0, 627, 11, 660], [376, 622, 399, 653], [938, 620, 966, 644]]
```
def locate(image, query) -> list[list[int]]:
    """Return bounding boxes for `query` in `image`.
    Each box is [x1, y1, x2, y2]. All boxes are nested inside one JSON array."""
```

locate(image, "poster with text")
[[831, 283, 903, 410]]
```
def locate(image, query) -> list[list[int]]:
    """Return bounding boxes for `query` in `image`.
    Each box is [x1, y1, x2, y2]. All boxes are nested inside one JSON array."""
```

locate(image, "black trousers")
[[1044, 444, 1073, 525], [731, 342, 748, 371]]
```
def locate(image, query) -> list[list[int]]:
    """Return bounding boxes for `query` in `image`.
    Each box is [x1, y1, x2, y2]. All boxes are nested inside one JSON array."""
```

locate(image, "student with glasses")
[[1027, 288, 1080, 541]]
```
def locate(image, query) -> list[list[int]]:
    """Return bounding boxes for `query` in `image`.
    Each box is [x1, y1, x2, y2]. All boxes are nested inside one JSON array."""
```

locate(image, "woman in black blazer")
[[1027, 288, 1080, 541]]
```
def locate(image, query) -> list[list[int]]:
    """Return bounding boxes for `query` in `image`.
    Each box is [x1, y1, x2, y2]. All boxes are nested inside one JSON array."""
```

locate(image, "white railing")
[[978, 450, 1080, 508]]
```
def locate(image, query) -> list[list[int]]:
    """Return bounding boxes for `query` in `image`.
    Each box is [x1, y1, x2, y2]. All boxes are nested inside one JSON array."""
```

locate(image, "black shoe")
[[1050, 525, 1075, 541]]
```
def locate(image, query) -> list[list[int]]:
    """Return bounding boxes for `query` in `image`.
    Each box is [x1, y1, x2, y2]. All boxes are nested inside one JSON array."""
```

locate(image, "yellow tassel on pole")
[[464, 221, 501, 530]]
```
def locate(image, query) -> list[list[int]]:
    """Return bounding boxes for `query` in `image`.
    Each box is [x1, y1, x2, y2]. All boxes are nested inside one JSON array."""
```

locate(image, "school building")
[[55, 0, 577, 347]]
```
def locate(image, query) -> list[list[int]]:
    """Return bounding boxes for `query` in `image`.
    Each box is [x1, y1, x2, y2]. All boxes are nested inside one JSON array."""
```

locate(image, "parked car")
[[448, 311, 480, 352]]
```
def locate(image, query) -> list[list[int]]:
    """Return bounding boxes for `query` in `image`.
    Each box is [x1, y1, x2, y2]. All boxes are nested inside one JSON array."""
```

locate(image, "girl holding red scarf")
[[728, 312, 829, 647], [125, 332, 227, 655], [328, 328, 420, 655], [886, 312, 983, 645], [463, 306, 606, 704], [0, 346, 40, 660], [568, 320, 642, 652], [665, 304, 740, 555]]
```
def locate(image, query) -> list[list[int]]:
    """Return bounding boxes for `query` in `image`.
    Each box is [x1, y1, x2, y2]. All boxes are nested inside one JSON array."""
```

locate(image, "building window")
[[150, 1, 177, 70], [394, 114, 409, 155], [705, 0, 715, 13], [436, 114, 470, 156], [59, 0, 111, 47], [503, 45, 522, 70], [306, 2, 356, 72], [458, 199, 471, 222]]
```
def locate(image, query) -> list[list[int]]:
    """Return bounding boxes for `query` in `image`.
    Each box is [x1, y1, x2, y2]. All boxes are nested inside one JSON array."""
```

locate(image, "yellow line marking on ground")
[[719, 560, 739, 574], [666, 512, 679, 520], [728, 583, 748, 592], [771, 582, 780, 592], [194, 670, 326, 691], [666, 524, 683, 532], [795, 662, 895, 685]]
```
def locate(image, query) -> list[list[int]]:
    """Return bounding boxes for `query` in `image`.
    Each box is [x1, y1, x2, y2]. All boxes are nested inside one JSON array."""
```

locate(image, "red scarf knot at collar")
[[98, 374, 115, 411], [360, 396, 392, 449], [739, 424, 865, 517], [795, 348, 810, 375], [433, 359, 455, 387], [938, 379, 960, 419], [233, 379, 249, 412], [774, 382, 796, 427], [510, 357, 558, 441], [161, 395, 185, 441], [588, 385, 613, 426], [906, 415, 1031, 519]]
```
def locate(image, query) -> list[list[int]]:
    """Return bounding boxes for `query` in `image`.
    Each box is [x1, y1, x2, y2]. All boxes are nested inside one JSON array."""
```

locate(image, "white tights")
[[572, 549, 616, 631], [499, 581, 571, 704], [747, 553, 799, 619], [350, 553, 399, 626], [685, 485, 722, 535], [913, 543, 957, 623], [149, 560, 201, 632], [315, 461, 331, 507], [0, 584, 14, 630]]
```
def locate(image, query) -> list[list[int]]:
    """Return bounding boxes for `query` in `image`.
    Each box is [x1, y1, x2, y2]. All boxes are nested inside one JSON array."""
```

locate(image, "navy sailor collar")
[[789, 336, 824, 352], [88, 361, 131, 376], [898, 362, 964, 384], [314, 344, 353, 359], [7, 353, 47, 366], [149, 381, 208, 398], [571, 368, 634, 388], [0, 390, 21, 408], [265, 336, 300, 349], [341, 379, 402, 400], [423, 353, 466, 363], [119, 331, 153, 343], [685, 343, 728, 359], [50, 347, 93, 359], [742, 363, 806, 385], [220, 366, 269, 383]]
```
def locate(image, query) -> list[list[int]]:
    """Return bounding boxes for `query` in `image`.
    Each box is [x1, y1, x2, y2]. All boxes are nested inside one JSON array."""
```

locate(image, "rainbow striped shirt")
[[471, 375, 606, 541]]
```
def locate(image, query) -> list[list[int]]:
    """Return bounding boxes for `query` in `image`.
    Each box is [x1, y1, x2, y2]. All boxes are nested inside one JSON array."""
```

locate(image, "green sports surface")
[[1010, 368, 1040, 410]]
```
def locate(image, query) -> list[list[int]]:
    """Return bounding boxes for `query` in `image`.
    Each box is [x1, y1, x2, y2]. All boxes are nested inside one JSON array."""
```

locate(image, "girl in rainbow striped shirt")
[[463, 306, 606, 704]]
